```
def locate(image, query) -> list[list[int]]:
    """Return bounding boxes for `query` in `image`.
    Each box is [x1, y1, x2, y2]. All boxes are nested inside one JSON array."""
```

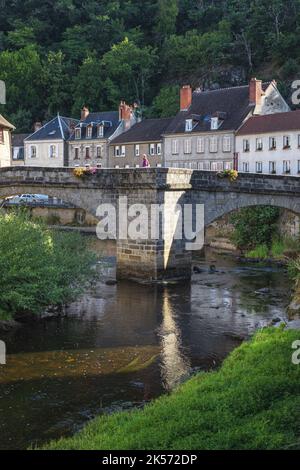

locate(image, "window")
[[185, 119, 193, 132], [224, 161, 233, 170], [243, 139, 250, 152], [223, 136, 231, 152], [86, 126, 92, 138], [198, 161, 210, 171], [96, 146, 103, 158], [184, 139, 191, 154], [172, 139, 178, 154], [157, 143, 162, 155], [13, 147, 24, 160], [49, 145, 56, 158], [283, 135, 291, 149], [269, 137, 276, 150], [209, 136, 218, 153], [298, 135, 300, 148], [256, 138, 263, 151], [211, 117, 219, 130], [30, 145, 37, 158], [115, 146, 120, 157], [149, 143, 156, 156], [98, 125, 104, 138], [256, 161, 263, 173], [283, 160, 291, 174], [269, 161, 276, 174], [121, 145, 126, 157], [211, 161, 223, 172], [243, 162, 249, 173], [298, 160, 300, 173], [85, 147, 90, 159], [135, 144, 140, 157], [0, 128, 3, 143], [74, 148, 79, 160], [197, 137, 204, 153], [75, 128, 81, 139]]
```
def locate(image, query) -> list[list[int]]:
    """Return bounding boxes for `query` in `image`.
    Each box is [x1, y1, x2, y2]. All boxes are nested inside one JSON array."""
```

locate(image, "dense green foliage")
[[231, 206, 280, 249], [0, 211, 95, 320], [1, 1, 300, 130], [43, 328, 300, 450]]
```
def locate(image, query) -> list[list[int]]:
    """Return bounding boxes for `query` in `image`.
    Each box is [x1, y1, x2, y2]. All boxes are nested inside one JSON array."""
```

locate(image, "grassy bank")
[[42, 329, 300, 450], [0, 211, 96, 321]]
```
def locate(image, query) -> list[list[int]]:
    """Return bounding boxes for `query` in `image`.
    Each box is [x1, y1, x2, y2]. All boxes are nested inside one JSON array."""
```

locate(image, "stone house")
[[68, 102, 136, 168], [108, 117, 173, 168], [164, 79, 289, 171], [236, 110, 300, 176], [0, 114, 15, 167], [24, 115, 79, 167]]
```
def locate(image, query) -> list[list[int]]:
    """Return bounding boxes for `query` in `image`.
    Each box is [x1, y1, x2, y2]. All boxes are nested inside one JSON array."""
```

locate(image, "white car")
[[3, 194, 49, 205]]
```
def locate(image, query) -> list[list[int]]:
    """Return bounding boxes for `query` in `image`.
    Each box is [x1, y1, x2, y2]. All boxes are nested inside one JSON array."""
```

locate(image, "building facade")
[[236, 110, 300, 176], [164, 79, 289, 171], [68, 102, 136, 168], [0, 114, 15, 167], [24, 115, 78, 167], [108, 118, 172, 168]]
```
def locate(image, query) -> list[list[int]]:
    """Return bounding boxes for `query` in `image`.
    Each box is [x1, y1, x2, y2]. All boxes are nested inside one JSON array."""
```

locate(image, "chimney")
[[249, 78, 262, 106], [119, 101, 134, 130], [180, 85, 192, 111], [81, 106, 89, 121], [34, 122, 42, 132]]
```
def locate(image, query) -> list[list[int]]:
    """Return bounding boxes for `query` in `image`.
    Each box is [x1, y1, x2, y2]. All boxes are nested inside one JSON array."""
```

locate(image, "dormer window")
[[86, 125, 93, 139], [75, 128, 81, 139], [98, 125, 104, 138], [185, 119, 193, 132], [211, 117, 219, 130]]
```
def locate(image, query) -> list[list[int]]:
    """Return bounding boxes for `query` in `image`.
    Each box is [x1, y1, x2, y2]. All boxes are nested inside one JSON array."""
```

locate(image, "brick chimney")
[[119, 101, 134, 130], [34, 122, 42, 132], [81, 106, 89, 121], [180, 85, 192, 111], [249, 78, 262, 105]]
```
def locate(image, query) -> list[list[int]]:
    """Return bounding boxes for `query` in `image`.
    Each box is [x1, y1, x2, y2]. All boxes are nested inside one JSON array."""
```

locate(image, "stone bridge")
[[1, 166, 300, 282]]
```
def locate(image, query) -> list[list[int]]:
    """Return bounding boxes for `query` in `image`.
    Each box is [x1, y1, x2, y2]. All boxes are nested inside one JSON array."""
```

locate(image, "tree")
[[154, 0, 179, 43], [150, 85, 179, 117]]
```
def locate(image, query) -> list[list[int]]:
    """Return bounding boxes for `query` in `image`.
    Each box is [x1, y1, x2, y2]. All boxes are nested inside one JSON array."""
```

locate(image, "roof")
[[0, 114, 15, 130], [12, 133, 30, 147], [236, 110, 300, 136], [25, 115, 79, 142], [69, 111, 120, 141], [110, 118, 173, 144], [164, 83, 271, 135]]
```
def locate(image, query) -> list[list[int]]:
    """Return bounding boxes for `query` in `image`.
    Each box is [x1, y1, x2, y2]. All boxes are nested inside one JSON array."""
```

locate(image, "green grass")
[[42, 329, 300, 450], [246, 244, 269, 259]]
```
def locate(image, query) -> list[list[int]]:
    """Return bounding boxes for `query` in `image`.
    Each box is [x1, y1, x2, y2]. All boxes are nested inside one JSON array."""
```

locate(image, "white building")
[[164, 79, 289, 171], [236, 110, 300, 176], [0, 114, 15, 167]]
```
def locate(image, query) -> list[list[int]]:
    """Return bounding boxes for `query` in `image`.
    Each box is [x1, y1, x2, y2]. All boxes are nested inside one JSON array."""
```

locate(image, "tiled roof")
[[110, 118, 173, 144], [236, 110, 300, 135], [25, 115, 79, 141], [0, 114, 15, 130], [69, 111, 120, 140], [164, 83, 271, 135], [12, 133, 30, 147]]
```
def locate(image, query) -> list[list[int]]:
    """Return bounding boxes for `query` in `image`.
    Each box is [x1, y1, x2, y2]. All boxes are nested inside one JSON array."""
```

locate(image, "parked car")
[[2, 194, 49, 205]]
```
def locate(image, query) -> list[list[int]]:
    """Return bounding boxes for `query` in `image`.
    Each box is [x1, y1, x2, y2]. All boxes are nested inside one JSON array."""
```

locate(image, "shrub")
[[0, 212, 96, 320]]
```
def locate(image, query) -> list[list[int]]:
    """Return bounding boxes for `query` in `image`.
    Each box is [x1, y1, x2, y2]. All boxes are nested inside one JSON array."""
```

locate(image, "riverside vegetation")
[[0, 211, 96, 323], [43, 328, 300, 450]]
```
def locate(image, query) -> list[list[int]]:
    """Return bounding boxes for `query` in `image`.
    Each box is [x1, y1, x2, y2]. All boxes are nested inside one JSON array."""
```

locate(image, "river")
[[0, 240, 290, 450]]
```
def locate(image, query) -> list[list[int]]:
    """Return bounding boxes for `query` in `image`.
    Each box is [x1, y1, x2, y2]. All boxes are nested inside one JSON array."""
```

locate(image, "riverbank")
[[42, 328, 300, 450]]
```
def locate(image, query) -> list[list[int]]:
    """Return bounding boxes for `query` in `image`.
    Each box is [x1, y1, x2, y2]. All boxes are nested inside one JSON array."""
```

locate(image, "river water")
[[0, 240, 290, 450]]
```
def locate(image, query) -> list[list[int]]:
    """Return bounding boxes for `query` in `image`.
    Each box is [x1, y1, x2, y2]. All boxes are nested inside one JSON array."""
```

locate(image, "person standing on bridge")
[[142, 154, 150, 168]]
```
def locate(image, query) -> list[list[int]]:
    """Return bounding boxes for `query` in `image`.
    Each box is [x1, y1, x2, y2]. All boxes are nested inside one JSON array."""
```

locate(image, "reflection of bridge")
[[1, 166, 300, 282]]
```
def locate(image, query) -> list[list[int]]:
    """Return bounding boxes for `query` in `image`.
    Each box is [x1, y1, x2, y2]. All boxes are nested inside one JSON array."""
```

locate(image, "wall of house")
[[24, 140, 65, 167], [68, 139, 109, 168], [0, 129, 12, 167], [164, 131, 235, 170], [237, 131, 300, 176], [108, 141, 163, 168]]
